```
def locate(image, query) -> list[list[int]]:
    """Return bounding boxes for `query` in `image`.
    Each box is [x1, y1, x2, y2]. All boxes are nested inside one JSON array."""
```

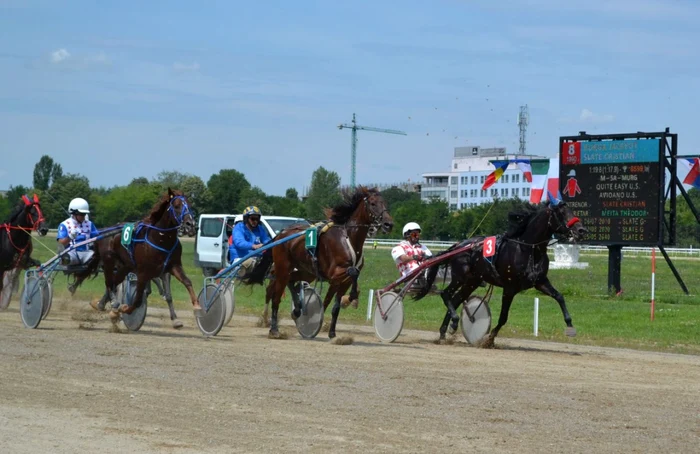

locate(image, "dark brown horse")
[[414, 199, 587, 347], [244, 186, 393, 339], [74, 188, 199, 324], [0, 194, 49, 300]]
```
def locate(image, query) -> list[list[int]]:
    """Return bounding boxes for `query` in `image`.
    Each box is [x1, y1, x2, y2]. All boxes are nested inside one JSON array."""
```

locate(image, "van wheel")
[[202, 268, 217, 277]]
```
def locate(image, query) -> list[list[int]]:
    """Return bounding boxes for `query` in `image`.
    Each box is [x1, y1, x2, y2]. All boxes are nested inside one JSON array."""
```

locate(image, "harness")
[[1, 196, 45, 268], [122, 196, 191, 270]]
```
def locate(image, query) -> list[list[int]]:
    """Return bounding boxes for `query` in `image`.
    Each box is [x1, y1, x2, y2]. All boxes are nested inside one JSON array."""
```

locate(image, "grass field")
[[23, 234, 700, 354]]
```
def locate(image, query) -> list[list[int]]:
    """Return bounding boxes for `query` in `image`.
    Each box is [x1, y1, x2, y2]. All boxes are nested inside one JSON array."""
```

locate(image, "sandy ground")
[[1, 298, 699, 454]]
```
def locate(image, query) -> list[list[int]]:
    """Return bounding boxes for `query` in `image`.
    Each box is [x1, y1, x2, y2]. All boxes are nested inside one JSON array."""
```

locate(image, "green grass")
[[26, 235, 700, 354]]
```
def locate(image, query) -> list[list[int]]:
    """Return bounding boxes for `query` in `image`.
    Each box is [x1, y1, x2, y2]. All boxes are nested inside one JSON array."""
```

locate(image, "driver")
[[391, 222, 432, 278], [233, 206, 271, 277], [56, 197, 99, 265]]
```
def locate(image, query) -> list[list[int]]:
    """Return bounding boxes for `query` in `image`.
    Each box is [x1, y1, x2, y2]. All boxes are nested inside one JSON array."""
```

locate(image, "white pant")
[[66, 249, 94, 265]]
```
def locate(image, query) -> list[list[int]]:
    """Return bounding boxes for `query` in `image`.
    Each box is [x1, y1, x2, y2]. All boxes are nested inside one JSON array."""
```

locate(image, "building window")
[[454, 163, 458, 169], [524, 188, 530, 196], [513, 174, 520, 183], [480, 175, 485, 184], [491, 188, 498, 197], [450, 190, 458, 198], [450, 176, 457, 185], [513, 188, 519, 196], [503, 175, 509, 183], [450, 203, 457, 210], [472, 147, 478, 155], [480, 190, 486, 197]]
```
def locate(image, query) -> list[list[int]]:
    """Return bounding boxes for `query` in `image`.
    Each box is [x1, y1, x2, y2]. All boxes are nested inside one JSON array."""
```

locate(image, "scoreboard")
[[559, 138, 664, 246]]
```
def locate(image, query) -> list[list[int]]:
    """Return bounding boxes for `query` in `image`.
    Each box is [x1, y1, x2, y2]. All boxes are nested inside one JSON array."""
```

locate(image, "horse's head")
[[547, 199, 587, 242], [167, 188, 196, 236], [21, 194, 48, 236], [364, 190, 394, 234]]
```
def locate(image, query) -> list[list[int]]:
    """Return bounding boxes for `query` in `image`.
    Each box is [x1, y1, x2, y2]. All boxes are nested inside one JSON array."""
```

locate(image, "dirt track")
[[1, 299, 699, 453]]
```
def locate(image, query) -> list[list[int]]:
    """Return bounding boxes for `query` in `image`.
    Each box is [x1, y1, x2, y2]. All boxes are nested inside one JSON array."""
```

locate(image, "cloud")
[[173, 61, 200, 73], [50, 48, 70, 63], [579, 109, 614, 123]]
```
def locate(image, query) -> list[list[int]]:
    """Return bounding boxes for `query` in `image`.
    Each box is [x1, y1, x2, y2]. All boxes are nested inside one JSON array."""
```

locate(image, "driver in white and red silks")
[[391, 222, 433, 277]]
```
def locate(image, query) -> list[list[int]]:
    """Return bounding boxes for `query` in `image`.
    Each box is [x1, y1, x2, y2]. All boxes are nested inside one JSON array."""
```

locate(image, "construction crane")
[[518, 104, 529, 155], [338, 113, 407, 187]]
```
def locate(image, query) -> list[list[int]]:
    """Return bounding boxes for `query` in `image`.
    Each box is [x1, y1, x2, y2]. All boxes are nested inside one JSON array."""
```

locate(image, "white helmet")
[[68, 197, 90, 214], [402, 222, 421, 237]]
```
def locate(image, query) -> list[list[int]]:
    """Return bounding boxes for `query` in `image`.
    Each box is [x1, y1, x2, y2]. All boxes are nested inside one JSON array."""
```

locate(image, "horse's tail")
[[412, 260, 442, 301], [241, 249, 273, 286], [71, 241, 103, 288]]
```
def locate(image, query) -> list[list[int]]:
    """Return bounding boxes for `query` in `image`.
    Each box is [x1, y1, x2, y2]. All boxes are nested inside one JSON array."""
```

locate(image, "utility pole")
[[338, 113, 407, 187], [518, 105, 529, 155]]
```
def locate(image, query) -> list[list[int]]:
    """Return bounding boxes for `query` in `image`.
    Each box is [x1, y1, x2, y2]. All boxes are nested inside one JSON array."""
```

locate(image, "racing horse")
[[414, 198, 587, 347], [73, 188, 200, 324], [244, 186, 393, 339], [0, 194, 49, 307]]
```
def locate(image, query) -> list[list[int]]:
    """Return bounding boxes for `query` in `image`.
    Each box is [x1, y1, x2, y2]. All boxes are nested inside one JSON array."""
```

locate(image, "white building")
[[420, 146, 548, 210]]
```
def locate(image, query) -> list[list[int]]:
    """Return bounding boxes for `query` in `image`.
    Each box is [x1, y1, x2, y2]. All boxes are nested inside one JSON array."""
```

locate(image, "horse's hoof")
[[328, 331, 336, 339], [350, 299, 359, 309], [108, 310, 120, 324], [268, 330, 281, 339], [193, 308, 204, 318], [448, 324, 458, 336], [68, 285, 77, 296], [291, 310, 300, 321], [119, 304, 133, 315], [565, 327, 577, 337], [90, 299, 105, 312], [172, 319, 184, 329], [340, 295, 351, 308]]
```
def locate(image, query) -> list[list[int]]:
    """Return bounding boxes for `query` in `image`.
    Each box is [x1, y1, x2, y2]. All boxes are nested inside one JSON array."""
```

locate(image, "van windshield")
[[266, 218, 310, 236], [200, 217, 224, 237]]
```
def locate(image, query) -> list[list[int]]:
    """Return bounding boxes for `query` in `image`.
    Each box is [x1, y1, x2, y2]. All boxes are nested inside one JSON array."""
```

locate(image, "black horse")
[[414, 199, 587, 348], [0, 194, 49, 300]]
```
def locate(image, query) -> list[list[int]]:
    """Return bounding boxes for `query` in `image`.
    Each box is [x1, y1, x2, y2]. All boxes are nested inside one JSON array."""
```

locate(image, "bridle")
[[168, 195, 192, 227], [364, 196, 389, 227], [548, 203, 580, 237], [1, 194, 45, 266]]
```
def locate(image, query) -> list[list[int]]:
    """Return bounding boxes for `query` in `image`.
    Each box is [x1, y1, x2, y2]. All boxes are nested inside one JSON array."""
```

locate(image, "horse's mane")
[[324, 186, 378, 224], [143, 190, 183, 225], [503, 203, 541, 239], [3, 200, 26, 224]]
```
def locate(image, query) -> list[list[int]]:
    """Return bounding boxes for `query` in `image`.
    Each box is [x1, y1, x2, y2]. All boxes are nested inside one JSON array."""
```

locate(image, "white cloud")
[[173, 61, 200, 73], [579, 109, 614, 123], [50, 48, 70, 63]]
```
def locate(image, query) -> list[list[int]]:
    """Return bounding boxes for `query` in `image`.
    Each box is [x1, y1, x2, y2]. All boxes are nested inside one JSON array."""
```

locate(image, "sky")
[[1, 0, 699, 196]]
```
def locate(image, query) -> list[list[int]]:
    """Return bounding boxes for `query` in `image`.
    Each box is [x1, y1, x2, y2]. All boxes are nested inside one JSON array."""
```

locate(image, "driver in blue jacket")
[[233, 206, 271, 276], [56, 197, 99, 265]]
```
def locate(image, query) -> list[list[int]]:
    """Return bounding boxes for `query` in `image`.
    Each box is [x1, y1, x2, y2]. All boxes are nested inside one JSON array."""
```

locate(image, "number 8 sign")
[[483, 236, 496, 258]]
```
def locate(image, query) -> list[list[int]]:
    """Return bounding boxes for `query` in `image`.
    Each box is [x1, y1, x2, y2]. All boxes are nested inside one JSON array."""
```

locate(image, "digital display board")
[[559, 138, 663, 245]]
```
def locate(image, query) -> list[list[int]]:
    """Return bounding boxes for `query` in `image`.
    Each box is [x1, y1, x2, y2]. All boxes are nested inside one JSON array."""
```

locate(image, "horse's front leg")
[[340, 266, 360, 309], [535, 277, 576, 337], [438, 280, 462, 339], [168, 264, 201, 312]]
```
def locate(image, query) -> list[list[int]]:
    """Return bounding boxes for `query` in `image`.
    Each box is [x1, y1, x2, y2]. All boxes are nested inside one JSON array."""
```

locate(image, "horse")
[[73, 188, 200, 324], [413, 199, 587, 348], [243, 186, 393, 339], [0, 194, 49, 301]]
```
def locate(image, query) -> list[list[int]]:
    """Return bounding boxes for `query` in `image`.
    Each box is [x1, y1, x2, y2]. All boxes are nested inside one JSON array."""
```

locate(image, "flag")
[[514, 159, 532, 183], [683, 158, 700, 188], [546, 156, 560, 202], [529, 159, 550, 203], [482, 160, 510, 190]]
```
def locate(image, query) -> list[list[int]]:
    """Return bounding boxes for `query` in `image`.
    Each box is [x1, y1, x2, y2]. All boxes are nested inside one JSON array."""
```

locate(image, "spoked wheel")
[[373, 291, 404, 343], [460, 296, 492, 345], [121, 273, 148, 332], [195, 284, 225, 337], [294, 285, 323, 339], [20, 275, 46, 329], [41, 278, 53, 320], [222, 281, 235, 327]]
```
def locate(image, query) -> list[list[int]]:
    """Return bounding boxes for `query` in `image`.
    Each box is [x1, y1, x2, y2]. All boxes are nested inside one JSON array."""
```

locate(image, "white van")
[[194, 214, 310, 276]]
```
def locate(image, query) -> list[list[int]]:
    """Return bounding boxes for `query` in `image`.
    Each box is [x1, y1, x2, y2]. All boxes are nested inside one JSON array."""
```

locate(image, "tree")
[[96, 183, 163, 226], [180, 175, 211, 213], [0, 193, 14, 221], [40, 174, 91, 226], [305, 167, 341, 221], [285, 187, 299, 200], [32, 155, 63, 191], [206, 169, 251, 213], [240, 186, 272, 215], [155, 170, 192, 190]]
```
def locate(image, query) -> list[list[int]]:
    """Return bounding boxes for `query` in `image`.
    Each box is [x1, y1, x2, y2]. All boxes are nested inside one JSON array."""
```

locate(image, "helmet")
[[68, 198, 90, 214], [243, 205, 262, 218], [402, 222, 421, 237], [567, 169, 576, 177]]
